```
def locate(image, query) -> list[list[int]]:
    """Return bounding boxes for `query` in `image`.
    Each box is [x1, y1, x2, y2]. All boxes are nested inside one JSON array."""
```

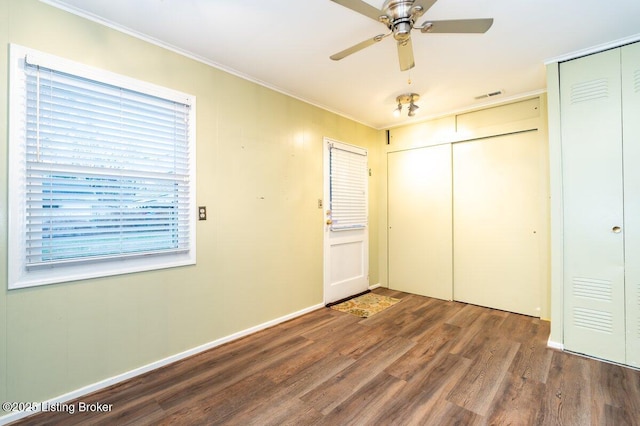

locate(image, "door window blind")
[[23, 60, 192, 267], [329, 144, 368, 230]]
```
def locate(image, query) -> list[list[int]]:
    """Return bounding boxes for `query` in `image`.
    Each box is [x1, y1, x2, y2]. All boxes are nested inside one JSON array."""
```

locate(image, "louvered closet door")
[[623, 42, 640, 368], [561, 48, 626, 363]]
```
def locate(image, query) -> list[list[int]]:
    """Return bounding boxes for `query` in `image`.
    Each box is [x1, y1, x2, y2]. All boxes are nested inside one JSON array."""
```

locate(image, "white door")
[[452, 131, 546, 317], [323, 138, 369, 304], [561, 48, 626, 363], [388, 145, 453, 300], [622, 42, 640, 367]]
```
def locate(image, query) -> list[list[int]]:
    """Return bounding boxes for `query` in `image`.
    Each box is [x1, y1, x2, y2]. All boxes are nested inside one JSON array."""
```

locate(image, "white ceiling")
[[43, 0, 640, 129]]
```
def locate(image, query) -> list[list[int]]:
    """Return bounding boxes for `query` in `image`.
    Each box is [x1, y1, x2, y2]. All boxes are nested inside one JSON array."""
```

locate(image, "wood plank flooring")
[[9, 288, 640, 425]]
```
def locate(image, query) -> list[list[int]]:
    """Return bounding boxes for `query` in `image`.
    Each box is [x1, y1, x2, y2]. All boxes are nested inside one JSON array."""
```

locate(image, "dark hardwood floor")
[[9, 288, 640, 425]]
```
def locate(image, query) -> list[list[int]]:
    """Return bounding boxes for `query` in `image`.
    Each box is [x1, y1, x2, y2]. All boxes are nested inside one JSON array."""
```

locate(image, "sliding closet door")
[[623, 42, 640, 367], [561, 48, 626, 364], [388, 145, 453, 300], [452, 131, 545, 317]]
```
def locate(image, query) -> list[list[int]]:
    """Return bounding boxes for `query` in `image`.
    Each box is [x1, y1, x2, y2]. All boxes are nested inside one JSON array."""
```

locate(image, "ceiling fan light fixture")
[[394, 92, 420, 117], [393, 103, 403, 117], [408, 102, 419, 116]]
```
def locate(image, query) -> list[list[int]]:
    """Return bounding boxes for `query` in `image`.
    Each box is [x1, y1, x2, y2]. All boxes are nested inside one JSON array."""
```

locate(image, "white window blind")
[[329, 143, 368, 230], [8, 45, 196, 289]]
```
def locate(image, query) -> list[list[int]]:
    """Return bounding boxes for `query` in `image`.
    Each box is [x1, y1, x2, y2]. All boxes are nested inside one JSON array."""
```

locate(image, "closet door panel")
[[561, 48, 626, 363], [452, 131, 544, 317], [623, 42, 640, 367], [388, 145, 453, 300]]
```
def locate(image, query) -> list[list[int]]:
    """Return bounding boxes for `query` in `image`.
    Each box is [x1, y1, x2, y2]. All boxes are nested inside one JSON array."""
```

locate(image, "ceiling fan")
[[329, 0, 493, 71]]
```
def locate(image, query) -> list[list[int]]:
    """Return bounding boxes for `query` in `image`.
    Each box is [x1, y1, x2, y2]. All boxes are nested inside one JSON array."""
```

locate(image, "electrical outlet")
[[198, 206, 207, 220]]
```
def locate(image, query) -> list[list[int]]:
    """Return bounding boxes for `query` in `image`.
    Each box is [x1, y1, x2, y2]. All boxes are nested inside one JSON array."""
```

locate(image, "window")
[[8, 45, 196, 289], [329, 142, 368, 230]]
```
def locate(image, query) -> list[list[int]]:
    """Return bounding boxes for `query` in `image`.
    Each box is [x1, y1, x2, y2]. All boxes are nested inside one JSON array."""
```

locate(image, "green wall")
[[0, 0, 383, 410]]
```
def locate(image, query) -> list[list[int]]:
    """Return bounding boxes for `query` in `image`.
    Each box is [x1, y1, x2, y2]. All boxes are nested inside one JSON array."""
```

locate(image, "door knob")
[[612, 226, 621, 233]]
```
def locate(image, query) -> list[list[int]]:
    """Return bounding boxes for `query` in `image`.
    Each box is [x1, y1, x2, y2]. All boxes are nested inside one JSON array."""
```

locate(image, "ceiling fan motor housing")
[[381, 0, 423, 41]]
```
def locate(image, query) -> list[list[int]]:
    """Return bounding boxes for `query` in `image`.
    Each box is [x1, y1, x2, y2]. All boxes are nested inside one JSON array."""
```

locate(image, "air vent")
[[474, 90, 503, 100], [634, 69, 640, 93], [572, 277, 612, 302], [570, 78, 608, 104], [574, 307, 613, 334]]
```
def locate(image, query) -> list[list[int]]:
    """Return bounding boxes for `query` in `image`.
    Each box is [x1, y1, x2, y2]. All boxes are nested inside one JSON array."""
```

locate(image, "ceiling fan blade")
[[329, 0, 383, 21], [330, 33, 389, 61], [397, 38, 415, 71], [420, 18, 494, 33]]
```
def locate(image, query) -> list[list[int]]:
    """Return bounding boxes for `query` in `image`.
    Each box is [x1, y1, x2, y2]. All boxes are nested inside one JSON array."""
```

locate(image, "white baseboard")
[[0, 302, 325, 425], [369, 283, 381, 290], [547, 338, 564, 351]]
